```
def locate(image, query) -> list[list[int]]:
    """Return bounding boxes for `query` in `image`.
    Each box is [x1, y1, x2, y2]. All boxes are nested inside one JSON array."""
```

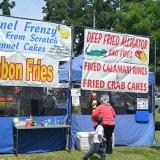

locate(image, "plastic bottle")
[[48, 119, 51, 126], [34, 116, 37, 126], [41, 120, 44, 126], [63, 120, 66, 125], [30, 115, 33, 126], [54, 117, 57, 125]]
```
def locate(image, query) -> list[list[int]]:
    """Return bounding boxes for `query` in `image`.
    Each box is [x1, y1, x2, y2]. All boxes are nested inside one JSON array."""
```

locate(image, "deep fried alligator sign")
[[81, 29, 150, 93]]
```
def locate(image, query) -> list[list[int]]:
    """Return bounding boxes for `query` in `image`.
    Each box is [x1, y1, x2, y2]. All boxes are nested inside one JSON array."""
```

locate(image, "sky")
[[10, 0, 45, 20]]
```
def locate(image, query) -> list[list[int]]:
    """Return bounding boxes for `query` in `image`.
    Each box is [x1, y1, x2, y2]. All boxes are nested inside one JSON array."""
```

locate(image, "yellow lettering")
[[47, 66, 53, 82], [26, 58, 33, 81], [1, 57, 8, 80]]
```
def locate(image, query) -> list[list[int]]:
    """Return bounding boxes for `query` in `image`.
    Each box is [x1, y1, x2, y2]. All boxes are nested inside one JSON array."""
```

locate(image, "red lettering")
[[83, 61, 101, 71], [86, 31, 102, 43], [107, 81, 125, 90], [103, 34, 120, 46], [109, 49, 119, 57], [119, 50, 133, 58], [82, 79, 105, 88], [127, 82, 147, 91]]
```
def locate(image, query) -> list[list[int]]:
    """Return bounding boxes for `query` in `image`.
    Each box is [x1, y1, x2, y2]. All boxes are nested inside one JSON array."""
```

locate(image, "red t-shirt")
[[92, 104, 116, 126]]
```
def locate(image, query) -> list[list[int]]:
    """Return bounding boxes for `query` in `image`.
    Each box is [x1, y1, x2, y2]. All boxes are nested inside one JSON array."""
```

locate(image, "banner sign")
[[81, 29, 150, 93], [0, 51, 59, 87], [81, 60, 149, 93], [84, 29, 150, 65], [0, 16, 72, 87]]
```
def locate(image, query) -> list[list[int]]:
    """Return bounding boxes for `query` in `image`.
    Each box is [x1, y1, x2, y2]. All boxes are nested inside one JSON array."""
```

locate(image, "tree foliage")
[[42, 0, 119, 55], [113, 0, 160, 84], [0, 0, 15, 15]]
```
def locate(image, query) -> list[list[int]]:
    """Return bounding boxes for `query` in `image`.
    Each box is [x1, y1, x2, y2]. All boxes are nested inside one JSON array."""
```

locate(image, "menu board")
[[137, 98, 148, 110]]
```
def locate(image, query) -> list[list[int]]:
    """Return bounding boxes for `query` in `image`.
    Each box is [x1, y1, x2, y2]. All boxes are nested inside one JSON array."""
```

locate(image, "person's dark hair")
[[48, 89, 54, 94], [96, 117, 103, 125]]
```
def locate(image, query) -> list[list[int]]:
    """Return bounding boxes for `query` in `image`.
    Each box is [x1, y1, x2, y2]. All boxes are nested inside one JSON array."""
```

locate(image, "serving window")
[[0, 86, 68, 117], [0, 84, 152, 117], [74, 84, 153, 115]]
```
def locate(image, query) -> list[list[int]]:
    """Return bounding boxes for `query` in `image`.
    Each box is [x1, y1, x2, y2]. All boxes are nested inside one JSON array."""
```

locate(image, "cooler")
[[76, 132, 94, 151], [76, 132, 115, 151]]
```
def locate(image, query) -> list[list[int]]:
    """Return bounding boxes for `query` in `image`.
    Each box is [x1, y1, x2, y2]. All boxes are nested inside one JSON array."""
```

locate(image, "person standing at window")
[[44, 89, 58, 115], [88, 92, 100, 113]]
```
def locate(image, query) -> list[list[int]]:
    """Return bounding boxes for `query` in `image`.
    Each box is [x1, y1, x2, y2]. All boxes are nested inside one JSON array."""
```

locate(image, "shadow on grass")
[[155, 122, 160, 131], [90, 156, 100, 160], [150, 145, 160, 151]]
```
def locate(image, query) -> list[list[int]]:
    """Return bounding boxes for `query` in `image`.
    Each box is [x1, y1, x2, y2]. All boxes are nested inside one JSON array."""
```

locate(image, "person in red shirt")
[[92, 94, 116, 154]]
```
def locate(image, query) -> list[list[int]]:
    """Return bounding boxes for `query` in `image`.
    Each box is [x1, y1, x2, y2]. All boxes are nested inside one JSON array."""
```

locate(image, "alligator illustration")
[[85, 44, 107, 57]]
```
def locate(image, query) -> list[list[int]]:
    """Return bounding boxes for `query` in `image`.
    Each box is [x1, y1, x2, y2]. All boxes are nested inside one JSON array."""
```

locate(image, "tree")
[[42, 0, 119, 56], [0, 0, 15, 15], [113, 0, 160, 84]]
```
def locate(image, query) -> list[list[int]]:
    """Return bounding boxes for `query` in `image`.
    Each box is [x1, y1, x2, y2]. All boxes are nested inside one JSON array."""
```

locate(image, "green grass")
[[1, 114, 160, 160], [1, 136, 160, 160], [155, 112, 160, 123]]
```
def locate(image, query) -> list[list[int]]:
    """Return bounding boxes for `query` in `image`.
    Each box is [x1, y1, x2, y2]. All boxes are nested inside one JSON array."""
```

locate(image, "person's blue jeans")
[[83, 143, 106, 160]]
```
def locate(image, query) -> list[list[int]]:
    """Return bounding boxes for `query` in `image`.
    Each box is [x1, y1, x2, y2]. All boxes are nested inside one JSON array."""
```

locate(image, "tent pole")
[[153, 37, 157, 144], [68, 26, 74, 151], [68, 26, 74, 125], [154, 37, 157, 85]]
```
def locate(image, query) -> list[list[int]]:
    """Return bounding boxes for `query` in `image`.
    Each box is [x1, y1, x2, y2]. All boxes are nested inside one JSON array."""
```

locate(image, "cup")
[[41, 120, 44, 126], [63, 120, 66, 125], [44, 120, 48, 126], [57, 120, 60, 125], [48, 119, 51, 126]]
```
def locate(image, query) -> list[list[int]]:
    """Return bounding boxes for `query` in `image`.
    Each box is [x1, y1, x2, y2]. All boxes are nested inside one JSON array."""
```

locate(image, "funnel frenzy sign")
[[0, 16, 71, 87], [81, 29, 150, 93]]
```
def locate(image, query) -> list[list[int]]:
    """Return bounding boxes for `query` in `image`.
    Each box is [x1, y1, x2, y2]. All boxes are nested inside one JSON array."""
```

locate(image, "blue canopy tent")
[[0, 54, 156, 153], [59, 54, 83, 83], [60, 54, 156, 148]]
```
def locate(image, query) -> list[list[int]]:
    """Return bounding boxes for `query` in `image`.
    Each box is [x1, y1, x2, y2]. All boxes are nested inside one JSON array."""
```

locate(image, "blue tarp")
[[0, 116, 67, 153], [72, 114, 156, 149], [59, 54, 83, 82], [135, 111, 149, 122]]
